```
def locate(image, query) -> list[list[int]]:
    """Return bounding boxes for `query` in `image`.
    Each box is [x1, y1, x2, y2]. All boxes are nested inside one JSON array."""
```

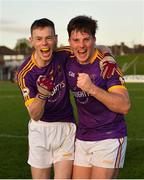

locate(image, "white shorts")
[[28, 119, 76, 168], [74, 137, 127, 168]]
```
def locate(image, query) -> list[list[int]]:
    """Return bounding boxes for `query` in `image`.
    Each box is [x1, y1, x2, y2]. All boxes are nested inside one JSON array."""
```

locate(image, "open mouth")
[[78, 49, 87, 54], [77, 49, 87, 57], [41, 47, 50, 53], [40, 48, 51, 58]]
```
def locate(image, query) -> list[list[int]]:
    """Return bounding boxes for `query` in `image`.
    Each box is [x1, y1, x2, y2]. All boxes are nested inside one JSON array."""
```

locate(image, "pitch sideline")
[[0, 134, 144, 141]]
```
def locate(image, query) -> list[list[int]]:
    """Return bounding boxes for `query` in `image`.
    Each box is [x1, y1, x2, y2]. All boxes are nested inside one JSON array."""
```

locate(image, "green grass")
[[116, 54, 144, 75], [0, 81, 30, 178], [0, 81, 144, 178], [0, 81, 29, 135], [0, 138, 30, 179], [118, 83, 144, 178]]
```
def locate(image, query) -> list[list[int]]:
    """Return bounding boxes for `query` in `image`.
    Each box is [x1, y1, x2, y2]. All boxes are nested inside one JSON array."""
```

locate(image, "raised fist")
[[36, 75, 54, 97]]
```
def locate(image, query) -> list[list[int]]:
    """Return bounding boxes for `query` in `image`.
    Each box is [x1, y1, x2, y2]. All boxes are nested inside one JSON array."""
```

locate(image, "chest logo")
[[68, 71, 75, 77]]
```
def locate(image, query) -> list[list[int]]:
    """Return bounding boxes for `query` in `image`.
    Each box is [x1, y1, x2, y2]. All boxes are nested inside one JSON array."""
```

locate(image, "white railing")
[[124, 75, 144, 83]]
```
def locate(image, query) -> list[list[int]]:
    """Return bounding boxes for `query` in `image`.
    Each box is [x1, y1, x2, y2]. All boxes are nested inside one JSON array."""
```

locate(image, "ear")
[[29, 37, 33, 47], [55, 34, 58, 44], [29, 37, 32, 43], [94, 36, 96, 43], [68, 38, 71, 45]]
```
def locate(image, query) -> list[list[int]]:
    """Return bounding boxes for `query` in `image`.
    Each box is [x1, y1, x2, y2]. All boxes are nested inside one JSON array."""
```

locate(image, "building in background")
[[0, 43, 144, 81], [0, 46, 25, 81]]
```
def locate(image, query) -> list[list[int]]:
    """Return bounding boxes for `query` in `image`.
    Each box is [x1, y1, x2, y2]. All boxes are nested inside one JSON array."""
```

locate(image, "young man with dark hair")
[[17, 18, 76, 179], [17, 17, 117, 179], [66, 15, 131, 179]]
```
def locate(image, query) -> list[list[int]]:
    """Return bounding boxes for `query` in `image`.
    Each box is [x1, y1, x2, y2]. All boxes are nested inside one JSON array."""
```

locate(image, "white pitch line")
[[133, 97, 144, 99], [129, 89, 144, 92], [0, 134, 27, 138], [128, 138, 144, 141], [0, 95, 21, 98], [0, 134, 144, 141]]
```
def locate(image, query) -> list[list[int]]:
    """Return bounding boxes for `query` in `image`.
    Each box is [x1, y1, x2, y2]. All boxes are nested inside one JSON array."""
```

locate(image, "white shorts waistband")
[[30, 119, 74, 127]]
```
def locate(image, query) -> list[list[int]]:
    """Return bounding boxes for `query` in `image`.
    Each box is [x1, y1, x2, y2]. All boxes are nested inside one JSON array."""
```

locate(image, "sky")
[[0, 0, 144, 49]]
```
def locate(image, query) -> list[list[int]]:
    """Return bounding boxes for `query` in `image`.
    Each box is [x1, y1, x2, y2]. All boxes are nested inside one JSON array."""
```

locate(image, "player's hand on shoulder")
[[96, 45, 112, 54], [100, 56, 117, 79], [96, 45, 117, 79]]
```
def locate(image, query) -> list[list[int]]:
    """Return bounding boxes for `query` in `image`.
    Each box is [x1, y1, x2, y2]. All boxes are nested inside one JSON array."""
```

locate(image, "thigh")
[[90, 137, 127, 179], [31, 166, 51, 179], [72, 165, 91, 179], [53, 123, 76, 179], [91, 166, 119, 179], [54, 160, 73, 179], [73, 139, 94, 178]]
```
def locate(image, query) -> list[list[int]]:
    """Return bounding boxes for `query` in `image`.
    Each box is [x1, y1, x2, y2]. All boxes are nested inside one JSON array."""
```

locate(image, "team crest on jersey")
[[22, 87, 29, 97]]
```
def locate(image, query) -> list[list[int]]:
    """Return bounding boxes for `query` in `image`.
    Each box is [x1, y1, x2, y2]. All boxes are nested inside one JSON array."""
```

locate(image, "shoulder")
[[17, 55, 32, 73], [54, 46, 74, 57], [55, 46, 71, 52], [53, 46, 75, 64], [17, 55, 33, 83]]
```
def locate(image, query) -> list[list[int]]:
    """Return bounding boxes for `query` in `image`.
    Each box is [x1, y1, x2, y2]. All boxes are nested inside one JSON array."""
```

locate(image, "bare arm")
[[27, 75, 54, 120], [77, 73, 131, 114], [27, 96, 46, 121]]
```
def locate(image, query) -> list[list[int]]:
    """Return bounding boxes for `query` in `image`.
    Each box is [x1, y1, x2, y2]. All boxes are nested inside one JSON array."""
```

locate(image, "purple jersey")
[[17, 49, 74, 123], [66, 49, 127, 141]]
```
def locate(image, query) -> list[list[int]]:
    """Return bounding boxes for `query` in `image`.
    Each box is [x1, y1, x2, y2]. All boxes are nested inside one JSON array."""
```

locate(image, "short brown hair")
[[67, 15, 98, 38]]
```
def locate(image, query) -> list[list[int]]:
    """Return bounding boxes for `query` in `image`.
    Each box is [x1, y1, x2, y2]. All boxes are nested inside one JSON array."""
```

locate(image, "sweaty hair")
[[67, 15, 98, 38], [30, 18, 55, 35]]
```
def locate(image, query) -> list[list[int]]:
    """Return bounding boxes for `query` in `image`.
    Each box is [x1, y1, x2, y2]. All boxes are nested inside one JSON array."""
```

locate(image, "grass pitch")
[[0, 81, 144, 178]]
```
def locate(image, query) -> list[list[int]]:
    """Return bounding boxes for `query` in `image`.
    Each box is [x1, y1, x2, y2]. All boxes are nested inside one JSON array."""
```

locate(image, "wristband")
[[36, 92, 47, 100]]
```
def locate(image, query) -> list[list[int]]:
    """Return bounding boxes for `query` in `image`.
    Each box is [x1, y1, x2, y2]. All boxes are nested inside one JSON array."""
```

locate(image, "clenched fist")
[[36, 75, 54, 97], [77, 73, 93, 93]]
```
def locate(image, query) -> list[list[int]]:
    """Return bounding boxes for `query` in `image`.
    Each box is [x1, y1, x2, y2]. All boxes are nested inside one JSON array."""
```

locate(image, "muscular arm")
[[27, 97, 46, 121], [77, 73, 131, 114], [88, 84, 130, 114]]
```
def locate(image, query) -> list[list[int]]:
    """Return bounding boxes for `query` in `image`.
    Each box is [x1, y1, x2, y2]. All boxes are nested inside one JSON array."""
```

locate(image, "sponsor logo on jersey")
[[68, 71, 75, 78], [51, 81, 65, 96], [47, 81, 65, 103], [72, 90, 89, 104]]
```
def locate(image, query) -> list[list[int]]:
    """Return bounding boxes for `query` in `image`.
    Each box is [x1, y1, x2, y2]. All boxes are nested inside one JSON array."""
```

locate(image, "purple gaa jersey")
[[17, 48, 74, 123], [66, 48, 127, 141]]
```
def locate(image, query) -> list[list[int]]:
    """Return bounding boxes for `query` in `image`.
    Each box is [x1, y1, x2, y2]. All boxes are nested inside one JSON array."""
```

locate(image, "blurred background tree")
[[14, 38, 32, 55]]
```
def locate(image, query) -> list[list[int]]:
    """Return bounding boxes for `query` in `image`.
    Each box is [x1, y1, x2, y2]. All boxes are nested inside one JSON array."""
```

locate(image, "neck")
[[34, 53, 52, 68]]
